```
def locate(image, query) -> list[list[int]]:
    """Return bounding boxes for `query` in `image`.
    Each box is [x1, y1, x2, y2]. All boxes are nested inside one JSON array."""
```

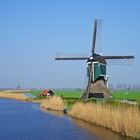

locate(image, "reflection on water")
[[71, 118, 133, 140], [41, 108, 65, 117]]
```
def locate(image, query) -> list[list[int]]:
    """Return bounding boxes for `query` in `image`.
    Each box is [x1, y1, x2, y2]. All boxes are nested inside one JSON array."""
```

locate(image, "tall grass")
[[68, 102, 140, 139], [40, 96, 65, 111], [0, 92, 28, 101]]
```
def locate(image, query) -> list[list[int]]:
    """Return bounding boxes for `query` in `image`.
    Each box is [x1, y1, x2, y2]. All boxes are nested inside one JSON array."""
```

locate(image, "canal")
[[0, 99, 133, 140]]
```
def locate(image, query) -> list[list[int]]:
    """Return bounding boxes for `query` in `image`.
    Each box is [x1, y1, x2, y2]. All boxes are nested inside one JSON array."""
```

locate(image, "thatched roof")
[[89, 80, 111, 98]]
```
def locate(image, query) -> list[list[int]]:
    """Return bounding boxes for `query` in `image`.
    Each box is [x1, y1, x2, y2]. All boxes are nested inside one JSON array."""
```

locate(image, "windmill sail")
[[55, 53, 88, 60], [92, 20, 103, 55], [102, 56, 134, 59], [101, 55, 134, 65], [92, 20, 97, 55]]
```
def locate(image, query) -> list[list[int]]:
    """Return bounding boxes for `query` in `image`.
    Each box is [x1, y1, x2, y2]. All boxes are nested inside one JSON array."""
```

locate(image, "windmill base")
[[81, 79, 112, 100], [88, 93, 104, 98]]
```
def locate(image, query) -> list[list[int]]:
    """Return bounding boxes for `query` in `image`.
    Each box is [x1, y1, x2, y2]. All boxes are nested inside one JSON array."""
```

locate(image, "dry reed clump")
[[68, 102, 140, 139], [0, 92, 28, 101], [40, 96, 65, 111]]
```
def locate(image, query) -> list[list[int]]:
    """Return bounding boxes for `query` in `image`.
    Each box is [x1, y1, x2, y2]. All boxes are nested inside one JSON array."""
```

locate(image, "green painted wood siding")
[[94, 63, 106, 80], [100, 64, 106, 75], [94, 63, 100, 80]]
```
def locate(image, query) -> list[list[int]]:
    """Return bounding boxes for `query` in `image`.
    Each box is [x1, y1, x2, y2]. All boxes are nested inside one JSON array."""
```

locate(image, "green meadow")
[[30, 90, 42, 97], [30, 89, 140, 101], [112, 90, 140, 101], [54, 90, 82, 99]]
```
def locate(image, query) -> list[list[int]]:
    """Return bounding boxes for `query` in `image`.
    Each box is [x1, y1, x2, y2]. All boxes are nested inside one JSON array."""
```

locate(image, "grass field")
[[30, 90, 82, 99], [30, 89, 140, 101], [112, 90, 140, 101], [29, 90, 42, 97], [54, 90, 82, 99]]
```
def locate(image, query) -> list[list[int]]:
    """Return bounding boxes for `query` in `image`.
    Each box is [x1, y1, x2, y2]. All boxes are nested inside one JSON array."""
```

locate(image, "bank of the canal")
[[0, 98, 134, 140], [39, 96, 140, 139]]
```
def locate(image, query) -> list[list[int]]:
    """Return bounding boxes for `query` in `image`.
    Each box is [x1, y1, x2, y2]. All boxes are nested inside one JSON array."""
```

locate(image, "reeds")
[[0, 92, 28, 101], [68, 102, 140, 139], [40, 96, 65, 111]]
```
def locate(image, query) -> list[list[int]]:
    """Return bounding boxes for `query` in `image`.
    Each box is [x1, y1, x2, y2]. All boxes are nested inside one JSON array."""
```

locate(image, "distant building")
[[39, 89, 54, 97]]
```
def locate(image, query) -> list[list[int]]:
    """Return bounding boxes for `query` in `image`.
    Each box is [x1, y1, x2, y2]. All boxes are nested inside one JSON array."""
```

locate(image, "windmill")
[[55, 19, 134, 100]]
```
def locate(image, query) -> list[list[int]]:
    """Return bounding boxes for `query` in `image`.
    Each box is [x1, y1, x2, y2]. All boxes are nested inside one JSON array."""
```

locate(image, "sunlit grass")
[[112, 90, 140, 101], [55, 90, 82, 99], [0, 92, 28, 101], [40, 96, 65, 111], [30, 89, 82, 99], [29, 90, 42, 97], [30, 89, 140, 101], [68, 102, 140, 139]]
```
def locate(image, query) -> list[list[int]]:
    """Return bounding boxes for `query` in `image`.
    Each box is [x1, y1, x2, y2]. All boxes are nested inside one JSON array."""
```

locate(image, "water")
[[23, 93, 36, 98], [0, 99, 134, 140]]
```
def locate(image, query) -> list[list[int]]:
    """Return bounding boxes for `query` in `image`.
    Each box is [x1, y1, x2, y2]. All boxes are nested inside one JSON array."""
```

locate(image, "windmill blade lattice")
[[101, 55, 134, 65], [93, 20, 103, 55], [102, 56, 134, 59], [92, 20, 97, 55], [55, 53, 89, 60]]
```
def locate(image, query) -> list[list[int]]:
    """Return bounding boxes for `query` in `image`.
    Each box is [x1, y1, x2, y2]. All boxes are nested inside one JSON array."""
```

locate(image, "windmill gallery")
[[55, 19, 134, 100]]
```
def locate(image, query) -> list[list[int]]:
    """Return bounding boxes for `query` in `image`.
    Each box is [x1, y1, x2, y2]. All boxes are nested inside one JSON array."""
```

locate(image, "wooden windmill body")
[[55, 20, 134, 100]]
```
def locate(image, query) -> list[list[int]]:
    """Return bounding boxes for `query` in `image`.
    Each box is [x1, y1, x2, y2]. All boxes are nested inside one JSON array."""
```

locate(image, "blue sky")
[[0, 0, 140, 88]]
